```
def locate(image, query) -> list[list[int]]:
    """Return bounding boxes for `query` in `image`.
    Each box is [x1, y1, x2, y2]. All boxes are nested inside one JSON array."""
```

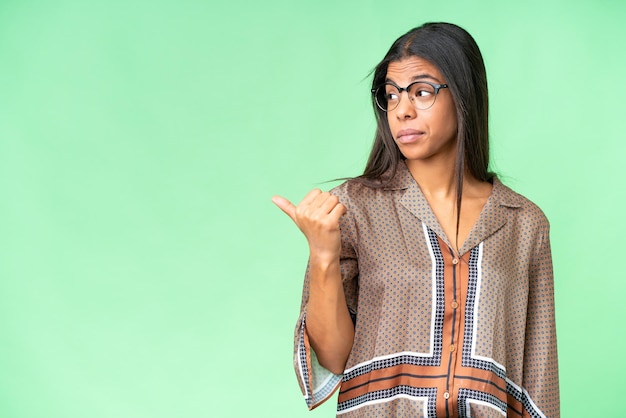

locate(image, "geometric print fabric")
[[293, 162, 559, 417]]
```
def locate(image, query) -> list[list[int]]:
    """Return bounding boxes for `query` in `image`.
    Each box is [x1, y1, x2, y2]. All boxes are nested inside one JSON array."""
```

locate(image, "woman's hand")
[[272, 189, 346, 263]]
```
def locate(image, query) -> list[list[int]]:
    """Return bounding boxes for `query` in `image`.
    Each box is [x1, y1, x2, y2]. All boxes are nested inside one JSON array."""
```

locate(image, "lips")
[[396, 129, 425, 144]]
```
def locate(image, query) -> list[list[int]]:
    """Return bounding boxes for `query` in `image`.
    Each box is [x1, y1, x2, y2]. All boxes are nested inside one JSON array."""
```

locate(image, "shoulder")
[[330, 178, 391, 210], [330, 164, 411, 208], [330, 179, 371, 200], [493, 178, 550, 231]]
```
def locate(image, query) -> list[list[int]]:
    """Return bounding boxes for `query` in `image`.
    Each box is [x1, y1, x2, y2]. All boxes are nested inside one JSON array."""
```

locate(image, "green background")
[[1, 0, 624, 416]]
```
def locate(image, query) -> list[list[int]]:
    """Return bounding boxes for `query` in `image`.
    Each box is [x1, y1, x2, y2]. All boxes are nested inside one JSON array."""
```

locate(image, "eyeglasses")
[[371, 81, 448, 112]]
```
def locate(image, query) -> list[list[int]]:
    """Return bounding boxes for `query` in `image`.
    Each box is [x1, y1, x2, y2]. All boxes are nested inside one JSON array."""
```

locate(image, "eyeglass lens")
[[375, 82, 439, 111]]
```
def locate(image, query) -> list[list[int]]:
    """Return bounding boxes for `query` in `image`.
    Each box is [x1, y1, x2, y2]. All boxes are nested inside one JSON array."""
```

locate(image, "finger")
[[316, 193, 341, 214], [329, 202, 347, 221], [271, 195, 297, 222], [300, 188, 322, 206]]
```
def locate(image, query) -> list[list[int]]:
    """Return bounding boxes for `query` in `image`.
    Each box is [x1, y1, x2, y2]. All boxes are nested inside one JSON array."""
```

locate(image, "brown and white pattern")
[[293, 162, 559, 417]]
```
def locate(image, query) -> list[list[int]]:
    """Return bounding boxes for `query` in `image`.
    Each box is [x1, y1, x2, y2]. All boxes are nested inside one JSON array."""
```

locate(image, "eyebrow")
[[385, 73, 443, 84]]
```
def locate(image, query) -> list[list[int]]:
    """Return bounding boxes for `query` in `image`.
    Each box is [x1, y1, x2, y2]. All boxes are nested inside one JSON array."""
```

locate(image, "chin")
[[397, 147, 433, 162]]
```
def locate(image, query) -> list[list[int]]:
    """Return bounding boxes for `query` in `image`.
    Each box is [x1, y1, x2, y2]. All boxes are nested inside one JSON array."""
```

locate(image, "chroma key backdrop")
[[0, 0, 625, 417]]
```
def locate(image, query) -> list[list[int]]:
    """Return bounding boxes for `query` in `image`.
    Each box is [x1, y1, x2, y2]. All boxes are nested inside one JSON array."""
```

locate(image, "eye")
[[415, 85, 435, 97], [408, 82, 435, 98], [383, 85, 400, 103]]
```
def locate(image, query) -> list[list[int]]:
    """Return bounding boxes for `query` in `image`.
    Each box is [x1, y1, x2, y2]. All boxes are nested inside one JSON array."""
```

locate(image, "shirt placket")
[[441, 243, 467, 418]]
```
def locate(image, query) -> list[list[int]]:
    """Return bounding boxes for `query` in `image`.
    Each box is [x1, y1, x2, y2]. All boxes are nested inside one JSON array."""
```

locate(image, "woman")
[[272, 22, 559, 417]]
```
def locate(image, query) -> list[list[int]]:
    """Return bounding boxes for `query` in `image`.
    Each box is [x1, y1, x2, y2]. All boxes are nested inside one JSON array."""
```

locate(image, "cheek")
[[439, 106, 458, 137], [386, 113, 397, 139], [446, 115, 458, 136]]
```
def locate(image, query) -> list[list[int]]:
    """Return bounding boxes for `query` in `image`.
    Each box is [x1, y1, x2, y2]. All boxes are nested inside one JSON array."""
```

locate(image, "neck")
[[405, 157, 459, 200]]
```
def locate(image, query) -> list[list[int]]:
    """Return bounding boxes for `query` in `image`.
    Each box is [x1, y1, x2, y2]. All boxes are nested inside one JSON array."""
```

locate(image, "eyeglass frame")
[[371, 80, 449, 112]]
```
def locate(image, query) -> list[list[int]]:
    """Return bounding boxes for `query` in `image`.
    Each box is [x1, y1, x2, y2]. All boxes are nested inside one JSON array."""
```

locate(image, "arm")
[[305, 253, 355, 374], [523, 220, 560, 417], [272, 190, 355, 373], [273, 189, 357, 409]]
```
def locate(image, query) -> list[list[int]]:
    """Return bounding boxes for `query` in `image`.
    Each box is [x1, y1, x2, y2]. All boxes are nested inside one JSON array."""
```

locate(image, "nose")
[[394, 91, 417, 120]]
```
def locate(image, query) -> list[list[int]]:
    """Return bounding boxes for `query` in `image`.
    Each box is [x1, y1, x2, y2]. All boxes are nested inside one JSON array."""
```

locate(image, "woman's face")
[[385, 56, 458, 164]]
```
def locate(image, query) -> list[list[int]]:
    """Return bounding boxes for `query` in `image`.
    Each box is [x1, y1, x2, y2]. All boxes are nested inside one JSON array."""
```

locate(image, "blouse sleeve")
[[523, 219, 560, 417], [293, 185, 359, 410]]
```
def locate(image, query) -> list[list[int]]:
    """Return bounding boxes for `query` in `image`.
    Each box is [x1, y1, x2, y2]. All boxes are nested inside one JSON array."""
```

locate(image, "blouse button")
[[443, 392, 450, 399], [451, 301, 459, 309], [452, 258, 459, 265]]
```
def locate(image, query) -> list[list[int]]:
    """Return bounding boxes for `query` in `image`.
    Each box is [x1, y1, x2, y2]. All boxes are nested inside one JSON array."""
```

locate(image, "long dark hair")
[[357, 22, 493, 246]]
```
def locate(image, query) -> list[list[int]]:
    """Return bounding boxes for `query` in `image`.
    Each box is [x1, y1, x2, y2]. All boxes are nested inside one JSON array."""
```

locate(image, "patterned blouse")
[[293, 162, 559, 417]]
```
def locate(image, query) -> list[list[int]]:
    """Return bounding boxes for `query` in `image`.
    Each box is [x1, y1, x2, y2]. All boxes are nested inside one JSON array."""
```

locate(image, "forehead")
[[386, 56, 444, 83]]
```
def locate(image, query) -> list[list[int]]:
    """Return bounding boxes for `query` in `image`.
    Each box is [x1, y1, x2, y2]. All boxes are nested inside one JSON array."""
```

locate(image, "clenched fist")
[[272, 189, 347, 263]]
